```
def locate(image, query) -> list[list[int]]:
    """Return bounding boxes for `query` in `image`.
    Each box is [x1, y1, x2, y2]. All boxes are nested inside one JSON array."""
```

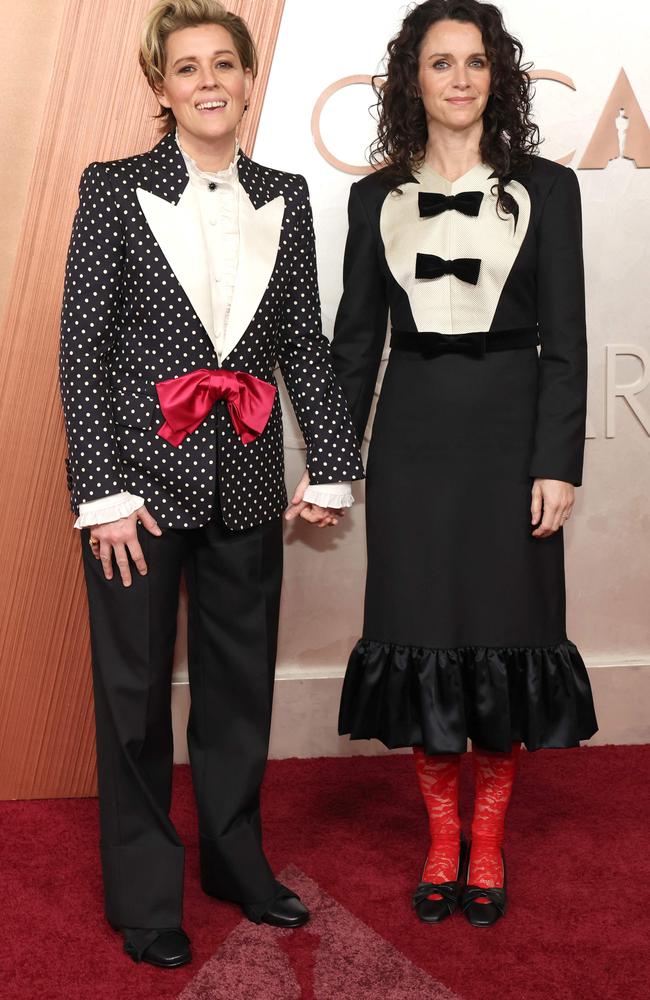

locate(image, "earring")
[[244, 102, 249, 111]]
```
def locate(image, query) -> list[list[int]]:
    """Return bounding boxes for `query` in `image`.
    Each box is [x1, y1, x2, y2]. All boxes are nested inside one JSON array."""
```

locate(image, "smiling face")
[[157, 23, 253, 157], [417, 19, 491, 135]]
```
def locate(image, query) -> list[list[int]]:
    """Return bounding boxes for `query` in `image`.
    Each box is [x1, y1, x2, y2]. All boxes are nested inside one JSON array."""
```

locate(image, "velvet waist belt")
[[390, 326, 539, 359]]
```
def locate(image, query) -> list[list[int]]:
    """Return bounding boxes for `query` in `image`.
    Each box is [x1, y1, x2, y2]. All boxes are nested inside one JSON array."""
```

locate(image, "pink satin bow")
[[155, 368, 277, 447]]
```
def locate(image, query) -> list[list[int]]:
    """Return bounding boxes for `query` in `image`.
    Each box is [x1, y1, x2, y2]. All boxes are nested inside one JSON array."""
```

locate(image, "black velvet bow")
[[412, 881, 460, 907], [418, 190, 484, 218], [415, 253, 481, 285], [462, 884, 507, 915], [418, 330, 487, 359]]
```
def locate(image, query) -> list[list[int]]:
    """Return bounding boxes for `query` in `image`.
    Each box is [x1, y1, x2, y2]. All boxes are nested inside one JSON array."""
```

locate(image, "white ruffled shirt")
[[75, 138, 352, 528]]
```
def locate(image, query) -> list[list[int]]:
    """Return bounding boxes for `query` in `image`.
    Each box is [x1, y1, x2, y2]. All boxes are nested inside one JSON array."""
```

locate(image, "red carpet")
[[2, 746, 649, 1000]]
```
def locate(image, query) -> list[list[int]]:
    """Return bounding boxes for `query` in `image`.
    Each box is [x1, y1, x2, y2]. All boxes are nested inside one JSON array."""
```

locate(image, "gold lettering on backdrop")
[[311, 75, 376, 175], [528, 70, 576, 165], [606, 345, 650, 438], [579, 69, 650, 168]]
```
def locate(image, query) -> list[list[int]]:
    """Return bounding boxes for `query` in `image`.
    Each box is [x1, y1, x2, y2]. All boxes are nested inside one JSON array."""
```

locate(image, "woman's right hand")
[[530, 479, 574, 538], [88, 505, 162, 586]]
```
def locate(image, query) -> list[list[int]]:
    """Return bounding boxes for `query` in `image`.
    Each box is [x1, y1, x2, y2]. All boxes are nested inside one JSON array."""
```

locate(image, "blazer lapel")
[[135, 133, 213, 340], [134, 141, 285, 363], [222, 154, 284, 362]]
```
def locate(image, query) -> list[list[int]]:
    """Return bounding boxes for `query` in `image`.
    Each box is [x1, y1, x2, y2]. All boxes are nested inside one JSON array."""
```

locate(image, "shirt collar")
[[176, 130, 239, 186]]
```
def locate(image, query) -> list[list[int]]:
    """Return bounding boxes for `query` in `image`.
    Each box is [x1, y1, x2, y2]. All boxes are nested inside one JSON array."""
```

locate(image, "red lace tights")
[[413, 743, 521, 900], [413, 748, 461, 899], [469, 744, 520, 896]]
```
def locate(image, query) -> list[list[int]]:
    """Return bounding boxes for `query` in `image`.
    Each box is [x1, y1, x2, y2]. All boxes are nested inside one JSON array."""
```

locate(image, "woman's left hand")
[[531, 478, 575, 538], [285, 470, 344, 528]]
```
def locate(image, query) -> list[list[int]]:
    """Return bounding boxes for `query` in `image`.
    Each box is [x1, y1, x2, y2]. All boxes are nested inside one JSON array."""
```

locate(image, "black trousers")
[[81, 513, 283, 930]]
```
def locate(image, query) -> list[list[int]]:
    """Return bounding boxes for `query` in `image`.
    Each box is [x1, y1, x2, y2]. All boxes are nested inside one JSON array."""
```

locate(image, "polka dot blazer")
[[59, 131, 364, 531]]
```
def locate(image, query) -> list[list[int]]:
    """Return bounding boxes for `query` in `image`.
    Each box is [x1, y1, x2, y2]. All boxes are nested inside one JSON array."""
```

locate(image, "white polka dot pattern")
[[59, 132, 364, 531]]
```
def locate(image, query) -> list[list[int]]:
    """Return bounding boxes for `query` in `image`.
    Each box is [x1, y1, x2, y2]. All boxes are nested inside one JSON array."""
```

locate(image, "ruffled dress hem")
[[338, 638, 598, 754]]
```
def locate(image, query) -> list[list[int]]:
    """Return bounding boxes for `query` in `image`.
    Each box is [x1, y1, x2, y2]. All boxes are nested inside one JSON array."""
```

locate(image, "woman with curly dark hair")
[[332, 0, 597, 927]]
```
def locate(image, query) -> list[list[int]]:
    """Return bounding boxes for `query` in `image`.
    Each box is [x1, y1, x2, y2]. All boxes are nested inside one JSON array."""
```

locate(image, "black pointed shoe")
[[123, 927, 192, 967], [243, 883, 310, 928], [461, 849, 507, 927], [413, 838, 468, 923]]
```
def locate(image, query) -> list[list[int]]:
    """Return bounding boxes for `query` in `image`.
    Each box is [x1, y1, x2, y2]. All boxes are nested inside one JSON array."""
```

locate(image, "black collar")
[[141, 130, 276, 210]]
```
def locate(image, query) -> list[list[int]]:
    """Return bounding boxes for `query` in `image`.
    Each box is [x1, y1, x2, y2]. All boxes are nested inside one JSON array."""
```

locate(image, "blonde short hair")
[[139, 0, 258, 132]]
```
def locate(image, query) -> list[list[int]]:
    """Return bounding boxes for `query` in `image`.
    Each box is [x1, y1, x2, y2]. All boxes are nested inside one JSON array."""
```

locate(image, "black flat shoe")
[[462, 849, 507, 927], [123, 927, 192, 967], [243, 884, 310, 928], [413, 837, 468, 924]]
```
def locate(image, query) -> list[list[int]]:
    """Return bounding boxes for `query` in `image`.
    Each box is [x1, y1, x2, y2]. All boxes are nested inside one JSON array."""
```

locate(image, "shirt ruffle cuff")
[[74, 492, 145, 528], [302, 484, 354, 509]]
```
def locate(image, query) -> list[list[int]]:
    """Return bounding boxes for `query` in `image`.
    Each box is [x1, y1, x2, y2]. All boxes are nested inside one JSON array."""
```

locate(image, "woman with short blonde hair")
[[60, 0, 363, 969], [139, 0, 259, 131]]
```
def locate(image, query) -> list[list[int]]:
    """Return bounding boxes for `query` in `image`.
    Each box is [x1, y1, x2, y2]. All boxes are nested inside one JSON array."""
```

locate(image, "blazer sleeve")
[[530, 167, 588, 486], [59, 163, 126, 511], [276, 176, 364, 486], [331, 180, 389, 442]]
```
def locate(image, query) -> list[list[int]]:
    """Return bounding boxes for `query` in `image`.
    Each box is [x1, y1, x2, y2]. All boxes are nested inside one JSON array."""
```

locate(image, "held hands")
[[531, 479, 575, 538], [285, 470, 345, 528], [88, 505, 162, 586]]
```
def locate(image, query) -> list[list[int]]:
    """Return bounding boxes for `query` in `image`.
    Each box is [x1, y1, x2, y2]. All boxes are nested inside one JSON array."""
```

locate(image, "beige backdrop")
[[0, 0, 285, 800], [1, 0, 649, 801]]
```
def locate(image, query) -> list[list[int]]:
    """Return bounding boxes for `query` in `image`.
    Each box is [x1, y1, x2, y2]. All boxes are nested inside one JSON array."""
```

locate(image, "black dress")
[[332, 157, 598, 754]]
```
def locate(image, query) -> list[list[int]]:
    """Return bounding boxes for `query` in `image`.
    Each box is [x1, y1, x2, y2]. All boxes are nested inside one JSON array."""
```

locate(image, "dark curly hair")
[[370, 0, 540, 213]]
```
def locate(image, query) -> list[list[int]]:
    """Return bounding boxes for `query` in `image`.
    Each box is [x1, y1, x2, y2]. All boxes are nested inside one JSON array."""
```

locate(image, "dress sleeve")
[[530, 167, 588, 486], [331, 181, 389, 442]]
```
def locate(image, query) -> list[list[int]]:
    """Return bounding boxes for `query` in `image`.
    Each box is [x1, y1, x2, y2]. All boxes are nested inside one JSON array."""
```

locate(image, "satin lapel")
[[135, 132, 212, 339], [136, 183, 212, 337], [222, 158, 284, 362]]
